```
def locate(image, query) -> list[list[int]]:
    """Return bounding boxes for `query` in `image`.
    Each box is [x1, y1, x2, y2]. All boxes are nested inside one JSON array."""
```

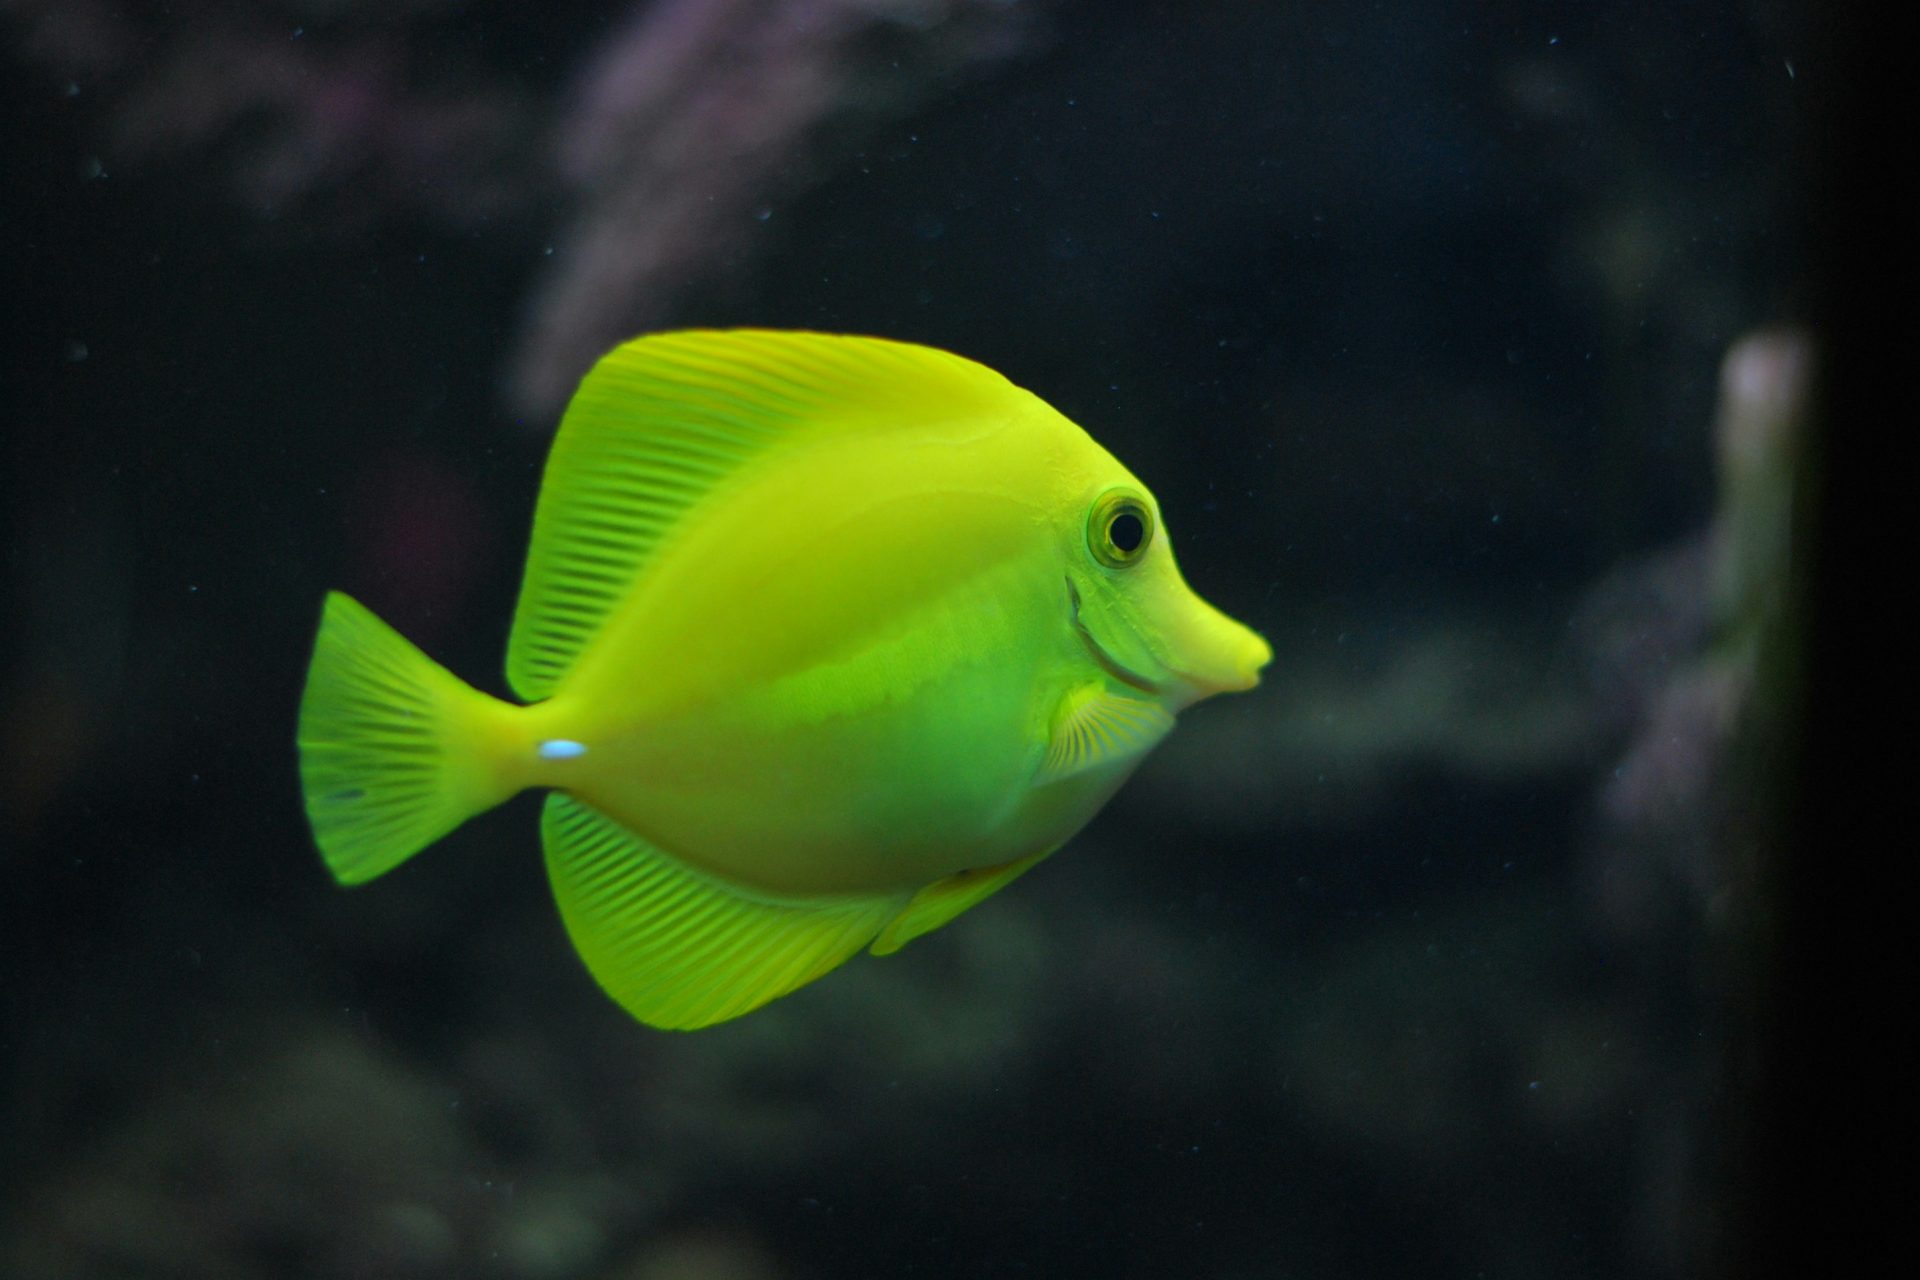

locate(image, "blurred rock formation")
[[1, 0, 1045, 420]]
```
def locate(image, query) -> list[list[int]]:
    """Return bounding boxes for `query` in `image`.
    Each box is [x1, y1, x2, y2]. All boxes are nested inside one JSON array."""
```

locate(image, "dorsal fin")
[[505, 330, 1028, 701]]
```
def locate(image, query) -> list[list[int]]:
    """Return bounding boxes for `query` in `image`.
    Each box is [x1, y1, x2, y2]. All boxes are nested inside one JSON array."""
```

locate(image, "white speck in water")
[[538, 739, 588, 760]]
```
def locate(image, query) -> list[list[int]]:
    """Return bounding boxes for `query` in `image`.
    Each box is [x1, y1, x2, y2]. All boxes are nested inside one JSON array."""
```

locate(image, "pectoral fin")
[[1039, 683, 1175, 785]]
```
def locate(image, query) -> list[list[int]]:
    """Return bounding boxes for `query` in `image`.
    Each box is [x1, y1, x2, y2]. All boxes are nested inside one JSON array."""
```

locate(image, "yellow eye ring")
[[1087, 489, 1154, 569]]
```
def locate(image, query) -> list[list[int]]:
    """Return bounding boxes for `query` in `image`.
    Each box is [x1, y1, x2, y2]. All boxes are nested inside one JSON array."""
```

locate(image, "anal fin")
[[542, 794, 904, 1030]]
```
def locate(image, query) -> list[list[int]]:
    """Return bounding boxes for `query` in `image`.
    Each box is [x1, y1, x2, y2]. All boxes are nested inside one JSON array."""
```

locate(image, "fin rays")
[[505, 330, 1028, 701], [297, 592, 518, 885], [541, 794, 907, 1030], [1040, 685, 1176, 784]]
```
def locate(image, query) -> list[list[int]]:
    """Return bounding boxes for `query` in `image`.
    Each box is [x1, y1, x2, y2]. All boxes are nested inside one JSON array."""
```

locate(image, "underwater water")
[[3, 2, 1836, 1277]]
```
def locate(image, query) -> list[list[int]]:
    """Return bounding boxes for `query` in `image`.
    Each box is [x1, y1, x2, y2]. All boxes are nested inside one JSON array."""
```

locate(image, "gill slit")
[[1065, 577, 1161, 695]]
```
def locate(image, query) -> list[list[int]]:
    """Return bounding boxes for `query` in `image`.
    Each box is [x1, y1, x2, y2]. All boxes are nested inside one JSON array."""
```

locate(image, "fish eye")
[[1087, 489, 1155, 569]]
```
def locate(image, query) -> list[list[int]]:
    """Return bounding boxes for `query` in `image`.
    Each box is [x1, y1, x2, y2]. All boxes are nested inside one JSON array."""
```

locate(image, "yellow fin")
[[298, 592, 517, 885], [506, 330, 1032, 700], [869, 849, 1054, 957], [541, 794, 905, 1030], [1038, 683, 1175, 785]]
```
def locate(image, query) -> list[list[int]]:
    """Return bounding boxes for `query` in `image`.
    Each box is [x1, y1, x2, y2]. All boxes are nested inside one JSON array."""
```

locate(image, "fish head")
[[1058, 462, 1271, 713]]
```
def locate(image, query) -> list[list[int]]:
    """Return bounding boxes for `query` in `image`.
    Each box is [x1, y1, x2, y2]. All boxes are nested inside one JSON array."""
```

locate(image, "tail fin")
[[297, 592, 519, 885]]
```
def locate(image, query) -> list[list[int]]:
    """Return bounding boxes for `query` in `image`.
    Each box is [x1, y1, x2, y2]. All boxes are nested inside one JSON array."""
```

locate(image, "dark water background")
[[3, 2, 1842, 1277]]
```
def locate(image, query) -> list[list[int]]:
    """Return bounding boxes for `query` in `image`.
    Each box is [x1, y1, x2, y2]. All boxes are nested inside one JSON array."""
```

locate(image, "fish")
[[297, 330, 1270, 1029]]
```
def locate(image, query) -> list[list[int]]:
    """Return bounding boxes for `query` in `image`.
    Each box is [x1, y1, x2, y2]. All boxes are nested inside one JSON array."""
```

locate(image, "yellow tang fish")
[[298, 330, 1269, 1029]]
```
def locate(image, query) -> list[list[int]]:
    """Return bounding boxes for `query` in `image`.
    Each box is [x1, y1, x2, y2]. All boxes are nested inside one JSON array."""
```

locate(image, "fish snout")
[[1167, 597, 1271, 702]]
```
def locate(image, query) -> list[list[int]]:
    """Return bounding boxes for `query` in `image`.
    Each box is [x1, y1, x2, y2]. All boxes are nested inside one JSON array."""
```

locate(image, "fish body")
[[299, 331, 1268, 1028]]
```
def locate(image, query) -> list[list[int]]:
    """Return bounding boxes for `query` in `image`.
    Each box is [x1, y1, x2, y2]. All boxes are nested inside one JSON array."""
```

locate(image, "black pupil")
[[1108, 509, 1145, 555]]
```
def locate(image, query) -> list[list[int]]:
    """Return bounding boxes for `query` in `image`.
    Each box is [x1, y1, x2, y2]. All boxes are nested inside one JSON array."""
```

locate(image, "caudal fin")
[[297, 592, 517, 885]]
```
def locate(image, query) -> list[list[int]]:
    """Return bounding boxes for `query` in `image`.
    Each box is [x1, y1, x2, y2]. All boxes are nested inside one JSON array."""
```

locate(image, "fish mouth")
[[1067, 578, 1163, 695]]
